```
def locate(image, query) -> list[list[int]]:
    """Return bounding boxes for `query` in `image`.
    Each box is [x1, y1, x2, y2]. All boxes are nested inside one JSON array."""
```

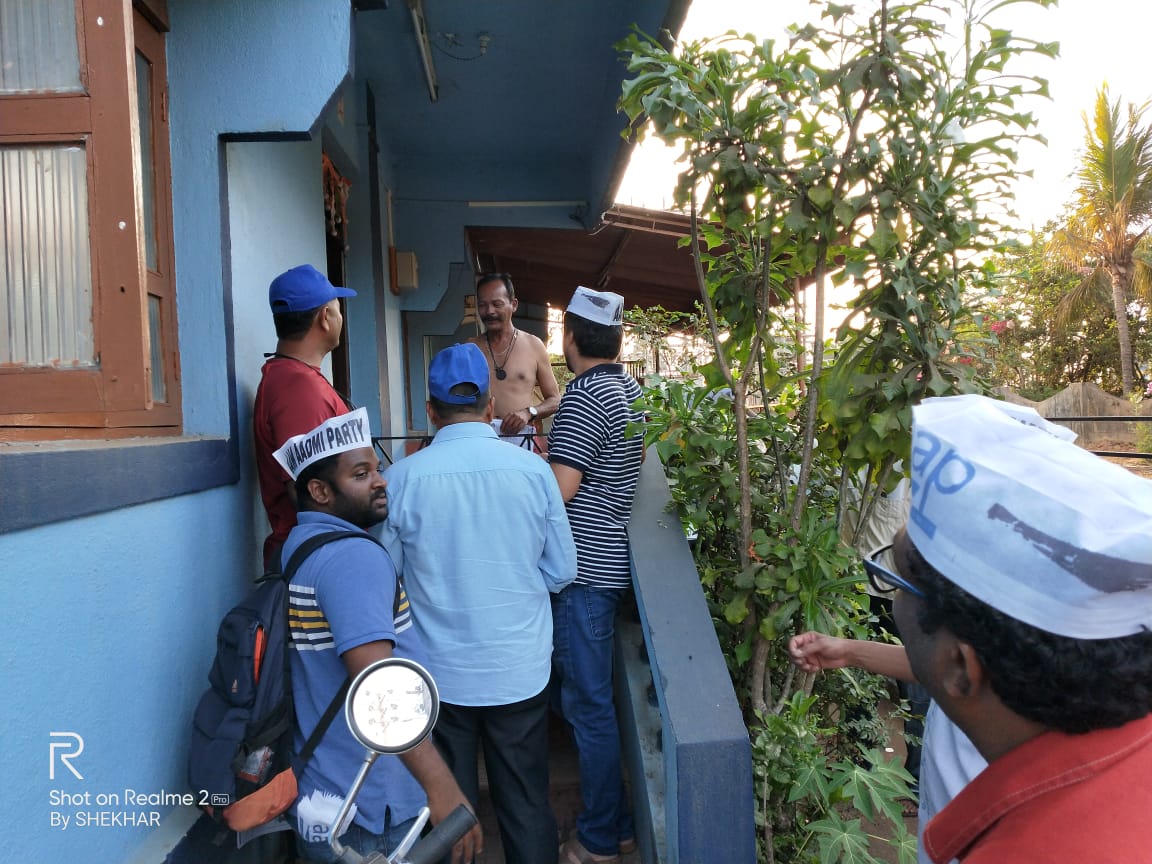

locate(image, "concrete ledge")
[[617, 615, 667, 864], [624, 448, 755, 863], [0, 436, 238, 533]]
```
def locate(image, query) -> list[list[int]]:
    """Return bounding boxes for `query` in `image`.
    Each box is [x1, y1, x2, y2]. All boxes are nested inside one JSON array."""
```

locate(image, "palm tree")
[[1048, 86, 1152, 395]]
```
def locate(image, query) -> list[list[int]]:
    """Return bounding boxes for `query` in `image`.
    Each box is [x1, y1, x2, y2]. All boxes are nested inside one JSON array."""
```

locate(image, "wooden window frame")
[[0, 0, 181, 439]]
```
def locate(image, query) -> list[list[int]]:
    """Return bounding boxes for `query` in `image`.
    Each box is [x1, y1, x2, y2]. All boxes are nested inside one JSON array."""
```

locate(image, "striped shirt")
[[288, 579, 411, 651], [548, 363, 644, 588], [288, 550, 411, 653], [283, 511, 425, 833]]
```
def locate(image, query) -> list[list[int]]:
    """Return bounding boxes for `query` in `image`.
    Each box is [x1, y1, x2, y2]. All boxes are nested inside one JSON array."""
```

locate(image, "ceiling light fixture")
[[467, 200, 587, 208], [407, 0, 439, 102]]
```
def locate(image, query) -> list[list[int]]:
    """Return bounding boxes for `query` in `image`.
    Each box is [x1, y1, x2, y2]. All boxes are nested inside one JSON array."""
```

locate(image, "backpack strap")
[[277, 529, 382, 582], [277, 529, 386, 777], [297, 676, 350, 770]]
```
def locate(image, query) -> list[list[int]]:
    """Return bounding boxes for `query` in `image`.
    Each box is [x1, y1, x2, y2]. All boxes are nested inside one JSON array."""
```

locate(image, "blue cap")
[[428, 343, 490, 404], [269, 265, 356, 313]]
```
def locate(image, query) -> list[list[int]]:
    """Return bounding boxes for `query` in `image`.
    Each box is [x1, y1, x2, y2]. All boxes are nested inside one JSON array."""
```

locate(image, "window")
[[0, 0, 180, 439]]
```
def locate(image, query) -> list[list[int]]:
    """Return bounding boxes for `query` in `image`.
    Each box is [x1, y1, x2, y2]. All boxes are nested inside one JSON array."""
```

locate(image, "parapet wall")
[[995, 382, 1152, 449]]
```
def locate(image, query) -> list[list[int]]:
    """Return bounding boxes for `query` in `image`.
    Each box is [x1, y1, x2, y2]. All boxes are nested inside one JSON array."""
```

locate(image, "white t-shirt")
[[490, 418, 534, 449], [917, 702, 987, 864], [840, 475, 909, 589]]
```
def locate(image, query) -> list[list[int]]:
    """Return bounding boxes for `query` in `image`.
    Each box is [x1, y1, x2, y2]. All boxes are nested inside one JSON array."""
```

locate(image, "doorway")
[[323, 152, 352, 399]]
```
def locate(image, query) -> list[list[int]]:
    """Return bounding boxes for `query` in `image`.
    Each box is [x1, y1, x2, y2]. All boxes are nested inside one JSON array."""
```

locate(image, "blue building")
[[2, 3, 755, 862]]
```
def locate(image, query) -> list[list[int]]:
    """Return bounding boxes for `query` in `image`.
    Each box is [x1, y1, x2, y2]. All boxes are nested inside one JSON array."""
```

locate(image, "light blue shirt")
[[381, 421, 577, 705]]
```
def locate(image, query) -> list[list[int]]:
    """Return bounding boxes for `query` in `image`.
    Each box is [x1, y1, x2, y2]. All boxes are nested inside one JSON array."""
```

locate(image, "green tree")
[[981, 229, 1152, 399], [623, 305, 705, 378], [1048, 87, 1152, 395], [619, 1, 1054, 859]]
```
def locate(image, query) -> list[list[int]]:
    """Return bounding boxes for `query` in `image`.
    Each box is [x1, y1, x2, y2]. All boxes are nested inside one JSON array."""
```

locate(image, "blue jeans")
[[552, 584, 634, 857], [295, 813, 418, 862]]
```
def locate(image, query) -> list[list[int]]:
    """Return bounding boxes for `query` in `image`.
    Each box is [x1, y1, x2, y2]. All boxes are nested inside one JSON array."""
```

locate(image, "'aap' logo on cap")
[[910, 429, 976, 539]]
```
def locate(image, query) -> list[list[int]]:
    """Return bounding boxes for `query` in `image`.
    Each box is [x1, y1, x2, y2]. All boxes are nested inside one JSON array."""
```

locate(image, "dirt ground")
[[1086, 440, 1152, 479]]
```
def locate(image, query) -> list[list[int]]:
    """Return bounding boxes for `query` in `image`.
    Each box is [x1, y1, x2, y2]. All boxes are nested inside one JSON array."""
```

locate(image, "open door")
[[323, 153, 352, 399]]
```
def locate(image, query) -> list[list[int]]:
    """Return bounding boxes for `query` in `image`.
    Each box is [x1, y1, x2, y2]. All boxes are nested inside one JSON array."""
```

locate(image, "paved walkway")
[[471, 699, 917, 863], [471, 717, 640, 864]]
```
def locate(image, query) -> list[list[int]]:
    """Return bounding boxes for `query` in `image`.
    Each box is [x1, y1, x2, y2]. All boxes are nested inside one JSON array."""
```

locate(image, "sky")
[[616, 0, 1149, 232]]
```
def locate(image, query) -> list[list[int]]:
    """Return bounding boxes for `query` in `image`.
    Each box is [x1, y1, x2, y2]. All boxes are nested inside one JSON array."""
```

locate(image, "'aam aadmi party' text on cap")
[[908, 394, 1152, 639], [273, 407, 372, 480]]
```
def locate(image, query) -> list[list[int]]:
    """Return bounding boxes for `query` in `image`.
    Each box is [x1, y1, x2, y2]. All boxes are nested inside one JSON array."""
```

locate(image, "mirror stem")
[[329, 751, 380, 862]]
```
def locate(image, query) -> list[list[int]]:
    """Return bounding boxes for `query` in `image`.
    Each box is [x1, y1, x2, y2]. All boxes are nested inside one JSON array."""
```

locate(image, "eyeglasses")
[[863, 544, 925, 599]]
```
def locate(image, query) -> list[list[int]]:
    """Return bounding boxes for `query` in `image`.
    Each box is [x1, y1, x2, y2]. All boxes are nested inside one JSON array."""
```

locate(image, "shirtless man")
[[468, 273, 560, 437]]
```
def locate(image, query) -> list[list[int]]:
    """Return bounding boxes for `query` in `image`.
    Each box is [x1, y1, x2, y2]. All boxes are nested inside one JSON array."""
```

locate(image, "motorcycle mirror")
[[345, 657, 439, 755]]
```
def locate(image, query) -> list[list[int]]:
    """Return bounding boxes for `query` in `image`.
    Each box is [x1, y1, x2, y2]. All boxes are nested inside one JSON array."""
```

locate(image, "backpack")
[[188, 529, 382, 833]]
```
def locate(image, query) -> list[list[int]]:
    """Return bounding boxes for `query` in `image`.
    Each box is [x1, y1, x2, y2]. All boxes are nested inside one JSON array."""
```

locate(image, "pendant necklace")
[[486, 327, 517, 380]]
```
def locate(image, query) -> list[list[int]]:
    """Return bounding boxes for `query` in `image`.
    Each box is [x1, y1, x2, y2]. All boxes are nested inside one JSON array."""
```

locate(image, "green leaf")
[[834, 198, 859, 228], [787, 758, 830, 803], [733, 634, 753, 666], [723, 589, 751, 625], [758, 616, 777, 640], [784, 202, 810, 233], [810, 814, 873, 864], [867, 220, 898, 256], [808, 185, 833, 209], [734, 562, 763, 589]]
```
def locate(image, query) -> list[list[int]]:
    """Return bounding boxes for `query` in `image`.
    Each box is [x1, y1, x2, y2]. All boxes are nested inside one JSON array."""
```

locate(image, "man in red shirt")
[[253, 264, 356, 569], [886, 395, 1152, 863]]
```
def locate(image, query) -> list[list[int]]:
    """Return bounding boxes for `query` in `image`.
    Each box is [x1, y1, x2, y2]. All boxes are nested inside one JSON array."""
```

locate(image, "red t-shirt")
[[253, 357, 349, 567], [924, 713, 1152, 862]]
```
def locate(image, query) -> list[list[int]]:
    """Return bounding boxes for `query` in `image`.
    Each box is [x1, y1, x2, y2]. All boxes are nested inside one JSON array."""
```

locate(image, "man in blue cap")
[[254, 264, 357, 569], [381, 342, 577, 864]]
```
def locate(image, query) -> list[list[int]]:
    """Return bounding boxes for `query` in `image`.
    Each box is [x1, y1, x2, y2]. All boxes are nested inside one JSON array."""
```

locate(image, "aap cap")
[[567, 286, 624, 326], [273, 407, 372, 480], [269, 264, 356, 313], [908, 394, 1152, 639], [428, 343, 490, 405]]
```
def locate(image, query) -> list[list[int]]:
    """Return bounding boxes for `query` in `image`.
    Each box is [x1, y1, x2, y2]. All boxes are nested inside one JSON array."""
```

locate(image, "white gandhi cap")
[[567, 286, 624, 326], [908, 394, 1152, 639], [273, 407, 373, 480]]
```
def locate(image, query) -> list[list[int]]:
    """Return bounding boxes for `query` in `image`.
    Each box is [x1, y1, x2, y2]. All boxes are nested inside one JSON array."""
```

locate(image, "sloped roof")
[[466, 205, 703, 313]]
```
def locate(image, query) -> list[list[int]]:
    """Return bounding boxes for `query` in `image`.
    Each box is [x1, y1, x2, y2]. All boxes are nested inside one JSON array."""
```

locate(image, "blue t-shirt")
[[285, 511, 427, 834], [381, 422, 577, 706]]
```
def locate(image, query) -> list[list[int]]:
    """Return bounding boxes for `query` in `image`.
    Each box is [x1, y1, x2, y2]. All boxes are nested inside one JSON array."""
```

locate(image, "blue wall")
[[392, 200, 581, 431], [9, 490, 245, 863], [167, 0, 353, 436], [3, 2, 673, 860], [226, 138, 336, 554], [626, 450, 757, 863], [3, 3, 357, 862]]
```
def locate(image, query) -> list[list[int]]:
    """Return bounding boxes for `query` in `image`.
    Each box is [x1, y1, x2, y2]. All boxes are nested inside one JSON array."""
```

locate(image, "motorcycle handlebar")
[[402, 805, 478, 864]]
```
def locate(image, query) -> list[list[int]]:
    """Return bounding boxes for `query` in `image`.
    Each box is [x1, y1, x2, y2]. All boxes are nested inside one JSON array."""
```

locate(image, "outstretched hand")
[[788, 631, 853, 673]]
